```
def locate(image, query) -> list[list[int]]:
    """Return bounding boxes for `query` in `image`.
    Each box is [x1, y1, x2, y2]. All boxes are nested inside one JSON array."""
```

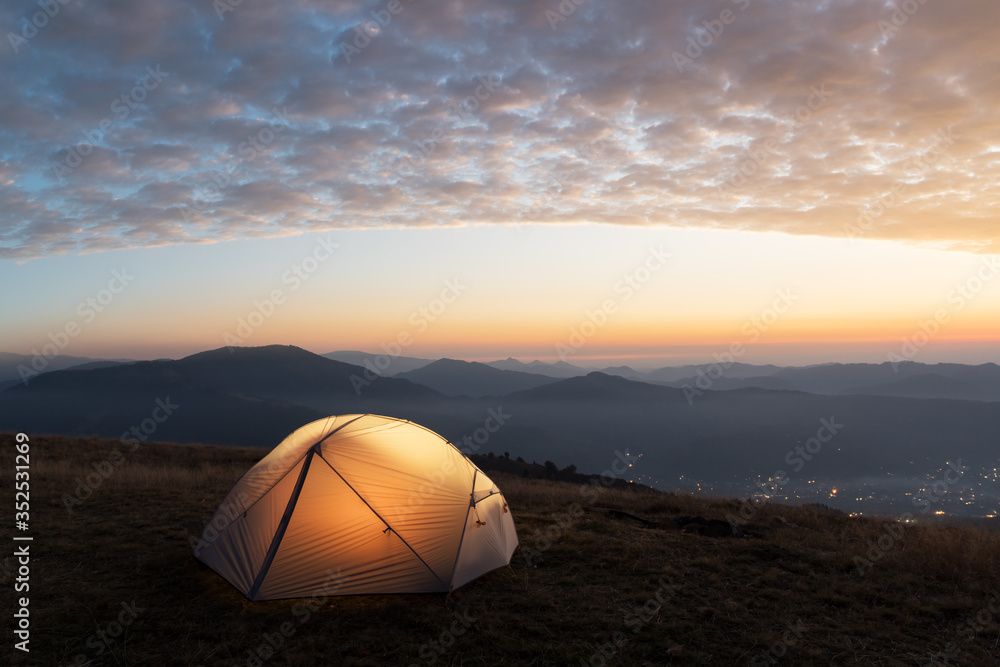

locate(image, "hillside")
[[500, 373, 1000, 501], [2, 349, 1000, 517], [396, 358, 559, 397], [0, 352, 135, 389], [0, 345, 447, 447], [323, 351, 434, 376], [718, 362, 1000, 402], [486, 357, 586, 378], [3, 434, 998, 665]]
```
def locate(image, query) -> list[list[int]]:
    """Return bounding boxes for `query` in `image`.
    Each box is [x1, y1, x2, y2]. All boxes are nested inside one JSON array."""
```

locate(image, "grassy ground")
[[2, 434, 999, 666]]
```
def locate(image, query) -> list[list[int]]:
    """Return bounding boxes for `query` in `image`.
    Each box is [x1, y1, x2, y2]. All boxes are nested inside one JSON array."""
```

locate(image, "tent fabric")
[[195, 414, 519, 600]]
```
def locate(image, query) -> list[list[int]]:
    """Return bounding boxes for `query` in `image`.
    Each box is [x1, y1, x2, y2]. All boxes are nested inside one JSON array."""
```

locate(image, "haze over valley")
[[4, 346, 997, 520]]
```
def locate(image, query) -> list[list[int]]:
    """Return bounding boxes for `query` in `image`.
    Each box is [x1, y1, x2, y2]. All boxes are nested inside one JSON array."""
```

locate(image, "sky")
[[1, 0, 998, 367]]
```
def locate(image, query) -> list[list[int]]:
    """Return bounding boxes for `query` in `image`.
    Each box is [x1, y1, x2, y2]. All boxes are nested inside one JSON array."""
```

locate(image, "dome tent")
[[195, 414, 518, 600]]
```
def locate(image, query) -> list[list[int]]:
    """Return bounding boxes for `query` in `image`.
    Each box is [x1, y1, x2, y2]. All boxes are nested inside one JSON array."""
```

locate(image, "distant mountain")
[[61, 360, 133, 372], [396, 358, 559, 397], [643, 363, 785, 384], [728, 362, 1000, 401], [0, 360, 133, 390], [498, 371, 1000, 487], [507, 371, 684, 402], [586, 362, 785, 384], [0, 352, 135, 387], [644, 362, 1000, 402], [170, 346, 444, 406], [762, 362, 995, 396], [598, 365, 646, 381], [322, 350, 434, 376], [485, 357, 587, 379], [662, 375, 798, 392], [842, 373, 990, 401], [486, 360, 787, 384], [771, 362, 925, 394], [5, 346, 1000, 517], [0, 345, 445, 446]]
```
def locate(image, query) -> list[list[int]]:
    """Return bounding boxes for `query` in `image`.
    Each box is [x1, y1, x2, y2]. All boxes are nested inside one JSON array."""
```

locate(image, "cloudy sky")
[[1, 0, 998, 366]]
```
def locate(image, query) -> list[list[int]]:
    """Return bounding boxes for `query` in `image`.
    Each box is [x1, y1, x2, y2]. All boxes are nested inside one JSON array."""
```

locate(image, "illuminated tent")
[[195, 414, 518, 600]]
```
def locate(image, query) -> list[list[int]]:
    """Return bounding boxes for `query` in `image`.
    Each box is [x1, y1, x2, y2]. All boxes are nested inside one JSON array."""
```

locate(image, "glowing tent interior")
[[195, 414, 519, 600]]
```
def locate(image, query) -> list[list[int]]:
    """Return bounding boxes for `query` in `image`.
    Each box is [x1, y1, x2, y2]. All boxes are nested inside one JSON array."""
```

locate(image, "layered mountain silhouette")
[[395, 358, 559, 397], [323, 350, 434, 376], [485, 357, 585, 379], [842, 373, 988, 401], [2, 345, 998, 515], [0, 346, 445, 447], [762, 362, 1000, 400], [498, 375, 1000, 484], [559, 360, 1000, 402], [0, 352, 135, 389]]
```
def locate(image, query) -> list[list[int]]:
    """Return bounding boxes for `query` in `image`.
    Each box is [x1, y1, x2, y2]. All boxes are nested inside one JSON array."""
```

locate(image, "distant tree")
[[504, 451, 510, 459], [544, 460, 558, 480], [516, 456, 525, 463], [487, 452, 495, 460], [561, 464, 577, 476]]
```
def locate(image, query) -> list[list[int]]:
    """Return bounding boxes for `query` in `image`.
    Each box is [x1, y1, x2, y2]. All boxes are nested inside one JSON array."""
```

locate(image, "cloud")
[[1, 0, 998, 258]]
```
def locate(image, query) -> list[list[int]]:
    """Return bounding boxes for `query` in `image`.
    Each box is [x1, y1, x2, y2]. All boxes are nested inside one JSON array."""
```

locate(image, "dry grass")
[[3, 434, 999, 666]]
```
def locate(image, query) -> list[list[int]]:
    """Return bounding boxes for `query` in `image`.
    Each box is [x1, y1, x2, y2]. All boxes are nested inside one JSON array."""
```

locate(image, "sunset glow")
[[1, 0, 998, 367], [2, 225, 997, 365]]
